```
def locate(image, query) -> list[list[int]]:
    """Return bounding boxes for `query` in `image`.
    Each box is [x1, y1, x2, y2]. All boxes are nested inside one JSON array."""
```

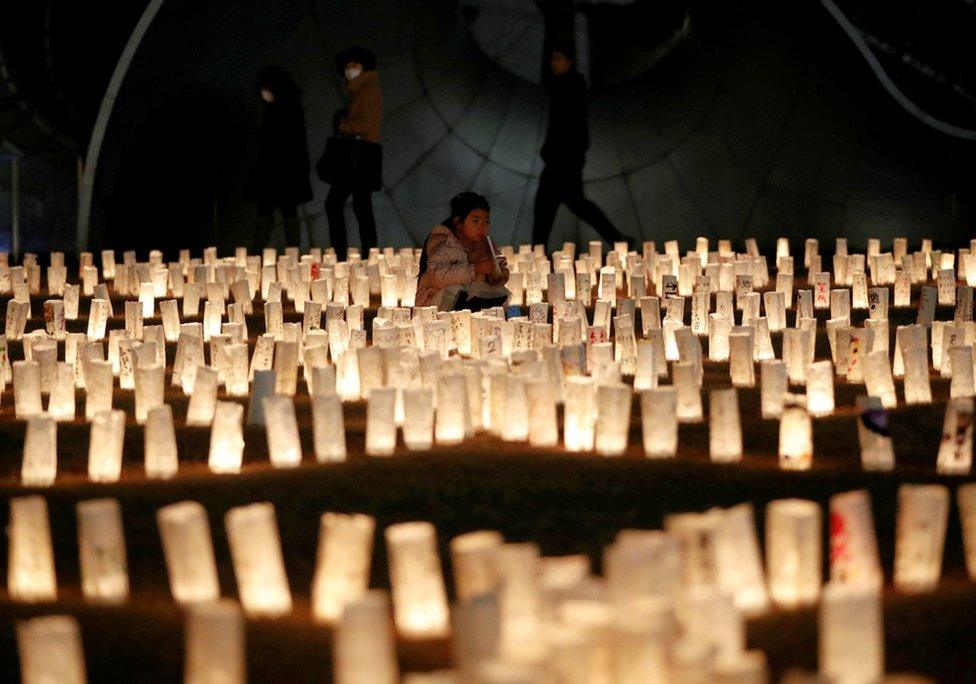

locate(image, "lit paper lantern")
[[157, 501, 220, 604], [862, 350, 897, 409], [760, 360, 787, 419], [829, 489, 883, 589], [402, 387, 434, 450], [77, 498, 129, 603], [47, 362, 76, 421], [263, 394, 302, 468], [145, 404, 179, 479], [958, 484, 976, 580], [451, 530, 503, 601], [502, 376, 530, 443], [134, 363, 164, 424], [385, 521, 451, 638], [596, 383, 632, 456], [225, 502, 292, 617], [333, 591, 399, 684], [564, 376, 596, 451], [186, 365, 218, 424], [312, 512, 375, 623], [312, 394, 347, 462], [819, 583, 883, 684], [208, 401, 245, 473], [708, 314, 731, 361], [184, 600, 245, 684], [524, 379, 558, 447], [665, 510, 722, 589], [728, 331, 754, 387], [13, 360, 43, 419], [88, 409, 126, 483], [901, 347, 932, 405], [84, 359, 113, 421], [709, 388, 742, 463], [366, 387, 397, 456], [16, 615, 86, 684], [716, 503, 769, 615], [673, 361, 703, 423], [856, 396, 894, 471], [435, 373, 469, 445], [950, 346, 975, 398], [778, 405, 812, 470], [640, 387, 677, 458], [894, 484, 948, 593], [936, 397, 974, 474], [8, 495, 57, 602], [765, 498, 821, 608], [805, 360, 835, 416], [22, 415, 57, 487]]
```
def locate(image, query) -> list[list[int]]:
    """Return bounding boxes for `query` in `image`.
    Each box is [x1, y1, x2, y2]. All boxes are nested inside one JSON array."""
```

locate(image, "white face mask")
[[345, 66, 363, 82]]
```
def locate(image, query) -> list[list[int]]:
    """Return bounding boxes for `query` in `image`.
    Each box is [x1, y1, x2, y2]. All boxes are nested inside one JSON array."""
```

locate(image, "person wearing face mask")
[[532, 45, 628, 253], [416, 192, 511, 311], [325, 45, 383, 260], [245, 65, 313, 251]]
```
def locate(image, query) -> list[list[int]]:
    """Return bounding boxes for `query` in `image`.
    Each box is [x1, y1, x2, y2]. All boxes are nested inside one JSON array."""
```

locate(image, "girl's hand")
[[474, 259, 496, 277]]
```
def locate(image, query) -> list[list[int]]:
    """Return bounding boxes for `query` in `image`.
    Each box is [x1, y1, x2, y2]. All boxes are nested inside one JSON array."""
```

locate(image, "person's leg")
[[532, 167, 561, 252], [253, 202, 275, 252], [351, 187, 377, 254], [280, 204, 301, 250], [325, 185, 352, 260], [563, 170, 627, 245]]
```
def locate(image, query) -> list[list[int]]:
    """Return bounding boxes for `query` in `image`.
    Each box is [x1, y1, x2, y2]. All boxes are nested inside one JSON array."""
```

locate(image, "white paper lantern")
[[157, 501, 220, 604], [77, 498, 129, 603], [184, 600, 246, 684], [263, 394, 303, 468], [208, 401, 245, 473], [22, 414, 57, 487], [894, 484, 949, 593], [312, 512, 375, 623], [595, 383, 632, 456], [8, 495, 57, 602], [765, 499, 821, 608], [829, 489, 883, 589], [16, 615, 86, 684], [778, 405, 812, 470], [819, 583, 883, 684], [385, 521, 450, 638], [88, 409, 126, 483], [225, 502, 292, 617], [334, 590, 399, 684]]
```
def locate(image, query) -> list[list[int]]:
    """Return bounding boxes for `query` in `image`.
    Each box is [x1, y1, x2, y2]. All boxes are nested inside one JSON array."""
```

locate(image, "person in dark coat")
[[245, 65, 313, 250], [325, 45, 382, 260], [532, 46, 628, 252]]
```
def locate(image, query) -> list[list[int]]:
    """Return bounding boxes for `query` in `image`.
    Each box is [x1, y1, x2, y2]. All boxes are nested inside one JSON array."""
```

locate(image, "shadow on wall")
[[90, 0, 976, 257]]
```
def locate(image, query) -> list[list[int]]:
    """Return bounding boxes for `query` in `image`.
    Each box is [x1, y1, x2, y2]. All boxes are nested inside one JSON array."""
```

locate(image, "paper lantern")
[[564, 376, 597, 451], [595, 383, 632, 456], [402, 387, 434, 450], [16, 615, 86, 684], [804, 360, 834, 417], [451, 530, 503, 601], [366, 387, 397, 456], [894, 484, 949, 593], [273, 340, 299, 396], [312, 394, 347, 462], [782, 329, 809, 385], [47, 362, 76, 421], [433, 373, 468, 446], [502, 376, 530, 443], [863, 350, 897, 409], [157, 501, 220, 604], [728, 331, 755, 387], [42, 299, 66, 339], [333, 591, 399, 684], [851, 395, 893, 472], [223, 343, 250, 397], [936, 397, 974, 474], [950, 346, 976, 398], [524, 379, 558, 447], [263, 394, 302, 468], [88, 409, 126, 483], [336, 349, 361, 401], [87, 298, 109, 340], [708, 314, 732, 361], [145, 404, 179, 479], [604, 531, 681, 608], [665, 510, 722, 589], [759, 360, 787, 419], [819, 583, 883, 684], [829, 489, 883, 589], [709, 388, 742, 463], [77, 498, 129, 603], [84, 359, 113, 421], [225, 502, 292, 617], [385, 521, 450, 638], [778, 405, 812, 470], [902, 347, 932, 405], [958, 484, 976, 580], [8, 495, 57, 602], [133, 362, 164, 424], [186, 365, 218, 424], [673, 361, 703, 423], [639, 387, 678, 458], [184, 600, 245, 684], [311, 512, 375, 623], [765, 499, 821, 608], [22, 415, 57, 487], [208, 401, 245, 473], [13, 360, 42, 419]]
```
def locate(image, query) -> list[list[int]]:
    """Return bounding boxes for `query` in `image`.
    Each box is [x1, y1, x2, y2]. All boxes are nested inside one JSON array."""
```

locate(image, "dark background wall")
[[5, 0, 976, 256]]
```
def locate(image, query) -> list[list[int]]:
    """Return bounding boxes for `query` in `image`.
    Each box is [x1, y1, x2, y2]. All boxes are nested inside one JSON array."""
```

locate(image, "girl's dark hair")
[[255, 65, 301, 102], [418, 192, 491, 277], [335, 45, 377, 73]]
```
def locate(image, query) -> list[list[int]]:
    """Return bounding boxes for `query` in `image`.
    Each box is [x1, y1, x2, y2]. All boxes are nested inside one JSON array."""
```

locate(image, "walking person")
[[325, 45, 382, 260], [532, 45, 628, 252], [245, 65, 312, 251]]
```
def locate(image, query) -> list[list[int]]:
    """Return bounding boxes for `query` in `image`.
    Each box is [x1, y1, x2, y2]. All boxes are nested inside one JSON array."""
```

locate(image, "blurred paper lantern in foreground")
[[894, 484, 949, 593], [829, 489, 883, 589], [778, 405, 812, 470], [17, 615, 86, 684], [208, 401, 245, 473], [263, 395, 302, 468], [451, 530, 503, 601], [185, 600, 245, 684], [225, 502, 292, 617], [958, 483, 976, 580], [366, 387, 397, 456], [596, 383, 632, 456], [157, 501, 220, 604], [334, 590, 399, 684], [77, 498, 129, 603], [766, 498, 821, 608], [856, 396, 895, 471], [641, 387, 678, 458], [709, 388, 742, 463], [145, 404, 179, 479], [717, 503, 769, 614], [936, 397, 974, 475], [22, 414, 57, 487], [385, 521, 450, 638], [312, 394, 347, 462], [665, 509, 722, 589], [312, 512, 375, 624], [88, 409, 126, 483], [819, 583, 883, 684], [8, 496, 57, 602]]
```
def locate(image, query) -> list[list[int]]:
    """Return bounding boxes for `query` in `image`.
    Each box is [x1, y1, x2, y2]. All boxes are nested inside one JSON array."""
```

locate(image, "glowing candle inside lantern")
[[595, 383, 632, 456], [76, 498, 129, 603], [829, 489, 883, 589], [334, 590, 400, 684], [366, 387, 397, 456], [144, 404, 179, 479], [451, 530, 503, 602], [402, 387, 434, 450], [436, 374, 468, 445], [47, 362, 75, 421], [766, 498, 821, 608], [16, 615, 86, 684], [806, 360, 835, 416], [22, 415, 57, 487], [224, 502, 292, 617], [208, 401, 245, 473], [312, 394, 347, 462], [186, 365, 218, 425], [564, 376, 596, 451], [936, 397, 974, 474], [640, 387, 677, 458], [184, 600, 245, 684], [819, 583, 883, 684], [8, 495, 57, 602], [88, 410, 125, 483], [708, 314, 731, 361], [312, 512, 375, 624], [13, 360, 42, 419], [385, 521, 450, 638], [709, 388, 742, 463], [894, 484, 948, 593], [524, 379, 558, 447], [263, 394, 302, 468], [673, 361, 703, 423], [778, 405, 812, 470], [157, 501, 220, 604]]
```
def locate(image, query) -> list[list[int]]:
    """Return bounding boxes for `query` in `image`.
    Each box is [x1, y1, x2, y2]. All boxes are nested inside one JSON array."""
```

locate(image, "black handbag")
[[316, 134, 382, 192]]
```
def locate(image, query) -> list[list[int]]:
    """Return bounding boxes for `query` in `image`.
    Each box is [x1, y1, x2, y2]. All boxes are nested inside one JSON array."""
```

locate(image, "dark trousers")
[[532, 163, 625, 251], [254, 203, 301, 251], [325, 183, 377, 260]]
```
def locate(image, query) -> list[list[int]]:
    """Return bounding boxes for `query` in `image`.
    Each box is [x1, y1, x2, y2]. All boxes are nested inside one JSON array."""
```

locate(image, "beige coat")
[[415, 225, 477, 308], [340, 70, 382, 143]]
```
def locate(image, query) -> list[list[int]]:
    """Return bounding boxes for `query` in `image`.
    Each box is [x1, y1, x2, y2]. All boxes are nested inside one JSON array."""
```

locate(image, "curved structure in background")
[[82, 0, 976, 256]]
